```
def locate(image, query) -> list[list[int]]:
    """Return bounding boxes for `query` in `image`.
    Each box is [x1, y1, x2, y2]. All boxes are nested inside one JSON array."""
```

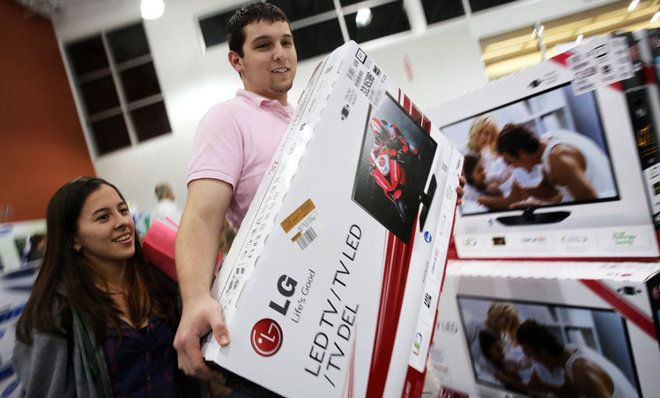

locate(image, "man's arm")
[[571, 359, 614, 398], [549, 147, 598, 201], [174, 178, 233, 380]]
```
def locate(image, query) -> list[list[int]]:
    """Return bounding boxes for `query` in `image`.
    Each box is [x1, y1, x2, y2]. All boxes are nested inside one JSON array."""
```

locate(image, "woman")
[[14, 177, 205, 397], [467, 115, 513, 191]]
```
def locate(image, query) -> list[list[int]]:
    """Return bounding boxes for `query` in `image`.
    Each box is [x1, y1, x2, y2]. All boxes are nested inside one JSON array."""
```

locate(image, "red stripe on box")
[[345, 332, 356, 398], [403, 95, 412, 114], [409, 103, 423, 127], [644, 65, 657, 84], [402, 366, 425, 398], [580, 279, 656, 339], [366, 225, 417, 398], [422, 117, 432, 134]]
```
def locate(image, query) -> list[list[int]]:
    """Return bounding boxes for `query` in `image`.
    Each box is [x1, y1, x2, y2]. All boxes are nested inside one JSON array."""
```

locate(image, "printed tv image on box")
[[352, 93, 437, 243], [456, 296, 641, 398], [441, 83, 619, 225]]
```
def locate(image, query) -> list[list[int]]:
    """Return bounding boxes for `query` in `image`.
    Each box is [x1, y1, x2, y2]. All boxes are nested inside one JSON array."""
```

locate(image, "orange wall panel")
[[0, 1, 95, 222]]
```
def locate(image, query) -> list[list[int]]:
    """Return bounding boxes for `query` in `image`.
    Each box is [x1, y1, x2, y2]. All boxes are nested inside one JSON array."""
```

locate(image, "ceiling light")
[[141, 0, 164, 20], [628, 0, 639, 13], [356, 8, 372, 28], [576, 34, 584, 44], [652, 11, 660, 23]]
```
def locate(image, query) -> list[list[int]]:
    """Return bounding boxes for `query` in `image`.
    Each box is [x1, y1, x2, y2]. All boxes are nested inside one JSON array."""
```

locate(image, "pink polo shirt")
[[187, 90, 293, 230]]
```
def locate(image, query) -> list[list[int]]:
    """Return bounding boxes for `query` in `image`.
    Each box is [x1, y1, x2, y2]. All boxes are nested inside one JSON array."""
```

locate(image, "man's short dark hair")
[[496, 123, 540, 157], [516, 320, 564, 357], [226, 2, 289, 57]]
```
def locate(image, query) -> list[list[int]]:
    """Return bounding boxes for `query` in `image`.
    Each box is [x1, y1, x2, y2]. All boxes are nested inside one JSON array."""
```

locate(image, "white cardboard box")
[[427, 36, 659, 259], [202, 41, 462, 397], [427, 260, 660, 397]]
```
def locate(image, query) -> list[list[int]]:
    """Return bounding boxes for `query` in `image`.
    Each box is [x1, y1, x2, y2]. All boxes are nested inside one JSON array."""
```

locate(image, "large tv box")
[[201, 41, 462, 398]]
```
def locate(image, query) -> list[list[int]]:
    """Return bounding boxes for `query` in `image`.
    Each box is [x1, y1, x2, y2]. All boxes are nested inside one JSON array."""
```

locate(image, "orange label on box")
[[280, 199, 316, 233]]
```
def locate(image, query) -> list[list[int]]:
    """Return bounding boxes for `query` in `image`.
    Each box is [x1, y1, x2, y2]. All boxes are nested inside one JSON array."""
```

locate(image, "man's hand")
[[173, 294, 229, 380], [456, 175, 466, 205]]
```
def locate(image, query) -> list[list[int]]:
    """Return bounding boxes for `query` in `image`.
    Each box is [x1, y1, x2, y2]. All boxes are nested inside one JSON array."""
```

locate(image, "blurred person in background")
[[151, 183, 182, 226]]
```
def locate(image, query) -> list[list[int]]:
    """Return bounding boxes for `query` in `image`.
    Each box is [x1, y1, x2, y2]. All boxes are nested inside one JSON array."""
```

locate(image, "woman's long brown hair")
[[16, 177, 175, 343]]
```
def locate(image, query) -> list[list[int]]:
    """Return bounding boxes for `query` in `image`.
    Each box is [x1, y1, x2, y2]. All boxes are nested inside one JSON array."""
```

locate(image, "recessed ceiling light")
[[141, 0, 164, 20], [356, 8, 372, 28]]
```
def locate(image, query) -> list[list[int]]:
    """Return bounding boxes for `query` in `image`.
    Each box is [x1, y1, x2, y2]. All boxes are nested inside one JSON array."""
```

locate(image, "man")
[[174, 1, 464, 381], [495, 123, 616, 207], [174, 2, 296, 380], [516, 320, 638, 398]]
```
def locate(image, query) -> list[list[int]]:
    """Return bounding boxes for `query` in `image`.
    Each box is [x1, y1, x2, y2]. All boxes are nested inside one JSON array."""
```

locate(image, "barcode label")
[[340, 44, 387, 110], [296, 227, 317, 250], [347, 67, 356, 81], [354, 70, 364, 88]]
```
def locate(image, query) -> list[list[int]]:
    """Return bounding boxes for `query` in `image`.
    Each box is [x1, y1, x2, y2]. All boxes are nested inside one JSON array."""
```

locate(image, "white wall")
[[50, 0, 613, 212]]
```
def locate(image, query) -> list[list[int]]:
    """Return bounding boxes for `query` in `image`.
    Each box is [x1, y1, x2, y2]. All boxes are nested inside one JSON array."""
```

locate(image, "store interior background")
[[2, 0, 659, 223]]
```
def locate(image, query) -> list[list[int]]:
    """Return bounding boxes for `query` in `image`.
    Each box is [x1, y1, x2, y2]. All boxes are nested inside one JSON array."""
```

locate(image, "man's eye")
[[282, 40, 293, 47]]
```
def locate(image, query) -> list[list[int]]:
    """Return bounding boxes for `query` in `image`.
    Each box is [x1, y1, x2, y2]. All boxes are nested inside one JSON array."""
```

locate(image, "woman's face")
[[487, 340, 505, 365], [471, 160, 487, 185], [474, 124, 498, 150], [73, 184, 135, 267]]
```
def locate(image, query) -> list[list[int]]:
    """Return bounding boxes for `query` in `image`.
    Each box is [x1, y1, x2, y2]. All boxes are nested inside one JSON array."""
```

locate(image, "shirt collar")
[[237, 89, 294, 116]]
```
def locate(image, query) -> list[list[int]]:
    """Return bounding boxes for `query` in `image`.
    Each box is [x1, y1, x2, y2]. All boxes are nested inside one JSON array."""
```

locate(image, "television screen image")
[[456, 296, 641, 397], [352, 93, 437, 242], [440, 83, 620, 219]]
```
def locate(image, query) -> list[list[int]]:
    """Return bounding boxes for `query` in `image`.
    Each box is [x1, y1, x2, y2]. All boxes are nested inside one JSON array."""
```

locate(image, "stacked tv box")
[[427, 33, 660, 259], [201, 41, 462, 397], [422, 31, 660, 398], [427, 260, 660, 397]]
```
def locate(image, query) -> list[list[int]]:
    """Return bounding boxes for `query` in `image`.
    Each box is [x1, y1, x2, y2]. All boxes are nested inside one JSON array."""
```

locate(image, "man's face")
[[521, 343, 556, 369], [501, 150, 537, 172], [230, 20, 297, 104]]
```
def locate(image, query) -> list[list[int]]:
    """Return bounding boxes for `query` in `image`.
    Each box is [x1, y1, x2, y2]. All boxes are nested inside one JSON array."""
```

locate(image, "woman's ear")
[[72, 237, 82, 252]]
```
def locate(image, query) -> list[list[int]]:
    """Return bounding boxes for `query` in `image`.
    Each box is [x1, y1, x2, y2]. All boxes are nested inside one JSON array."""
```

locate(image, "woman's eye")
[[119, 207, 129, 215], [96, 214, 109, 222]]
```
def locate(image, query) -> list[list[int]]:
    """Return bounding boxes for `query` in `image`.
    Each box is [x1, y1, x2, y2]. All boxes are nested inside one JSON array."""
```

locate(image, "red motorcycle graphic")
[[368, 117, 420, 221]]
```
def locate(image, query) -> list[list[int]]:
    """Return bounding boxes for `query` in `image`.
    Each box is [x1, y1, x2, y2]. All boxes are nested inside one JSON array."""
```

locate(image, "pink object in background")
[[143, 218, 222, 282]]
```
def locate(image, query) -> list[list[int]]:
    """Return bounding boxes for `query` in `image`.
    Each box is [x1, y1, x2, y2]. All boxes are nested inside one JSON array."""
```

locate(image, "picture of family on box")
[[457, 297, 640, 398], [442, 83, 618, 218]]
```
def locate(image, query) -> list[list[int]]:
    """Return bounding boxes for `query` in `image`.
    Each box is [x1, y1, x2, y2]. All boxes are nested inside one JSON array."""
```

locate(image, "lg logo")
[[251, 318, 283, 357]]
